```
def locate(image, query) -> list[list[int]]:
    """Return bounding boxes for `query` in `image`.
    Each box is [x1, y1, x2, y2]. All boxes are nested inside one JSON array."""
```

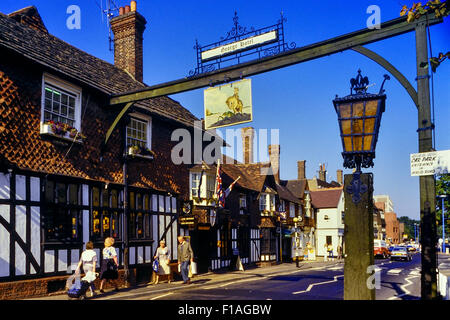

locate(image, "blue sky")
[[1, 0, 449, 219]]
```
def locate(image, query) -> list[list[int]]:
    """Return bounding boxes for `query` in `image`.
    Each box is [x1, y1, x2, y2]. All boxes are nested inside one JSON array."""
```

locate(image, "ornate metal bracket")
[[345, 170, 368, 204]]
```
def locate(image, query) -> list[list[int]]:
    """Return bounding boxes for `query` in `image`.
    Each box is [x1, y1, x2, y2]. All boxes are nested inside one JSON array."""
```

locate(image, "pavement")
[[26, 257, 344, 300]]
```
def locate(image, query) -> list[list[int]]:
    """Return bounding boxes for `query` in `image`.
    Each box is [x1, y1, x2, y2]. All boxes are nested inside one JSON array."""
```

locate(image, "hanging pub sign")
[[204, 78, 253, 130], [189, 11, 296, 77]]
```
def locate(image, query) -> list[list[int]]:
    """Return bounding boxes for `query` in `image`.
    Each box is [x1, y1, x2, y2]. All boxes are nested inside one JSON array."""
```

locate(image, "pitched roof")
[[282, 179, 308, 199], [221, 163, 270, 193], [310, 188, 343, 208], [0, 10, 198, 128], [275, 184, 301, 204]]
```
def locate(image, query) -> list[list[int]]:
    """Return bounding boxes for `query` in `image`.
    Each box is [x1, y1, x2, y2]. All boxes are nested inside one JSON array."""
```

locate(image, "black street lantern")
[[333, 69, 389, 204], [333, 69, 390, 172]]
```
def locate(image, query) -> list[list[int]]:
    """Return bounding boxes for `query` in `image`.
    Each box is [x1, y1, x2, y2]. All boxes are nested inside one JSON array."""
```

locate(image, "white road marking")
[[387, 269, 402, 275], [292, 275, 344, 295], [387, 275, 420, 300], [150, 292, 173, 300], [409, 270, 421, 276], [327, 266, 343, 271]]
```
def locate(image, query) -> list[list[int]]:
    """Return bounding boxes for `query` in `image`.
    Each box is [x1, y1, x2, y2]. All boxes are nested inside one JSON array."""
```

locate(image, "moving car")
[[374, 240, 390, 259], [407, 245, 416, 252], [390, 246, 412, 261]]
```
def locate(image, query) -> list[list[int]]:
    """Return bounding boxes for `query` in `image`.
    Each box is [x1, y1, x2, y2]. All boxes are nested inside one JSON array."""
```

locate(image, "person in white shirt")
[[76, 241, 97, 296]]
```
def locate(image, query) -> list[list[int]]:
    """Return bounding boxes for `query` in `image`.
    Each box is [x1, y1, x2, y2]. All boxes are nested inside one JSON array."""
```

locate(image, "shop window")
[[128, 190, 153, 240], [92, 186, 123, 241], [43, 180, 81, 243]]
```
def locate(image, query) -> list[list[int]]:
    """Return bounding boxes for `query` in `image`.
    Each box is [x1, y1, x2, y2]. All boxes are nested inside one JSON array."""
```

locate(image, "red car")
[[374, 240, 390, 259]]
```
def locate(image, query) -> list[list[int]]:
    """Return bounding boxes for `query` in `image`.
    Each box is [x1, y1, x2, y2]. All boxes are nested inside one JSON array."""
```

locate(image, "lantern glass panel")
[[339, 104, 352, 118], [365, 100, 378, 116], [352, 119, 364, 134], [341, 119, 352, 135], [352, 102, 364, 117], [353, 135, 363, 151], [363, 135, 373, 151], [344, 137, 352, 152], [364, 118, 376, 134]]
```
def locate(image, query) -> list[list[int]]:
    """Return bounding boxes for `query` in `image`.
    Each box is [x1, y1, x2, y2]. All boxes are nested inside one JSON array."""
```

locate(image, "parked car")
[[407, 245, 416, 252], [374, 240, 390, 259], [390, 246, 412, 261]]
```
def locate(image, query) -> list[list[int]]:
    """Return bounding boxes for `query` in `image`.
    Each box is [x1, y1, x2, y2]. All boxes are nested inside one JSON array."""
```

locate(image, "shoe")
[[186, 280, 191, 285], [114, 288, 120, 292], [100, 289, 105, 293]]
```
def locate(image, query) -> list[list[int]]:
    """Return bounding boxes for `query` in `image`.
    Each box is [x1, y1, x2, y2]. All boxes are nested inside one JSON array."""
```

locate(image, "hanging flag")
[[197, 170, 204, 199], [215, 159, 225, 208], [224, 176, 241, 198]]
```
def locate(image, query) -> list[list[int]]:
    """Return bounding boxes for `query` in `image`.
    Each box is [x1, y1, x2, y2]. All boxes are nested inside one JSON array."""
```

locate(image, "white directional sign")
[[410, 150, 450, 176]]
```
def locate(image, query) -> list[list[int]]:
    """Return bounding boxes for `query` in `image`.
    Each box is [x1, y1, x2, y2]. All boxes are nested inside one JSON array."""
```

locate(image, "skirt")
[[157, 259, 171, 275], [100, 259, 118, 280]]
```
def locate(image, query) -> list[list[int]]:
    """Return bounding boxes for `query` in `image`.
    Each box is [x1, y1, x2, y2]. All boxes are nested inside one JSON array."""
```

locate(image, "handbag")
[[190, 261, 198, 275], [106, 259, 117, 272], [152, 259, 159, 273]]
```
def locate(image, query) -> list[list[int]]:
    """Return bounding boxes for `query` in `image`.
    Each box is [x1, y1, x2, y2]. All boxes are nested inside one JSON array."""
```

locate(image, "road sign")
[[410, 150, 450, 176]]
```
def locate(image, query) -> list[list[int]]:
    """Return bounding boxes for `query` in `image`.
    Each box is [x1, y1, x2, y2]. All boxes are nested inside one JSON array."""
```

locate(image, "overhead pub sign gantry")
[[105, 11, 444, 300]]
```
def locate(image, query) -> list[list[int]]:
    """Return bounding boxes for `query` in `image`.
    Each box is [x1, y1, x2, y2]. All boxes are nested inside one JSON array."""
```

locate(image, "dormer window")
[[40, 74, 82, 142]]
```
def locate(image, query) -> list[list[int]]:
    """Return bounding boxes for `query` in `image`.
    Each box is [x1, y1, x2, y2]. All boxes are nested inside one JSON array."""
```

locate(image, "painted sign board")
[[410, 150, 450, 176], [204, 78, 252, 130], [201, 30, 278, 62]]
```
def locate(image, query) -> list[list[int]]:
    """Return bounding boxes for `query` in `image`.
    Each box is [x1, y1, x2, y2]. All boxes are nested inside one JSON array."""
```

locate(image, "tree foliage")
[[436, 174, 450, 238], [401, 1, 450, 72]]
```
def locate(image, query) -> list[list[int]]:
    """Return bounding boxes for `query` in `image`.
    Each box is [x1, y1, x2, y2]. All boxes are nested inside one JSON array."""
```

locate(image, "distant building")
[[385, 212, 400, 244], [311, 187, 345, 257], [374, 195, 394, 212]]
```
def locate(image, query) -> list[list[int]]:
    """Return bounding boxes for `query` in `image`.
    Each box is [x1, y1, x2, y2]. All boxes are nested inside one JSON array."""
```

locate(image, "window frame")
[[41, 73, 82, 131], [126, 112, 152, 151]]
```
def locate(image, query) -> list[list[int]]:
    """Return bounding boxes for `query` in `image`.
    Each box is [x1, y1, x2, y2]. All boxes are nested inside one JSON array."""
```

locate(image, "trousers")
[[180, 261, 190, 282]]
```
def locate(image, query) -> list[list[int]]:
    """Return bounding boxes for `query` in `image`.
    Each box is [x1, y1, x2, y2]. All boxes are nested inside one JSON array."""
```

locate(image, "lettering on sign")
[[201, 30, 277, 62], [410, 150, 450, 176]]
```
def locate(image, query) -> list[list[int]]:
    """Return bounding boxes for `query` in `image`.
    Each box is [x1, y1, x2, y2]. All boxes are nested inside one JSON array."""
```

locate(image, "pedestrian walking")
[[177, 236, 194, 284], [149, 240, 172, 285], [99, 237, 119, 293], [337, 244, 343, 260], [75, 241, 97, 297], [327, 244, 334, 261]]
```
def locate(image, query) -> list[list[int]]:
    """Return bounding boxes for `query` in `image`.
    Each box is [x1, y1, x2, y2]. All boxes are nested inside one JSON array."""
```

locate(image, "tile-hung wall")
[[0, 171, 179, 281]]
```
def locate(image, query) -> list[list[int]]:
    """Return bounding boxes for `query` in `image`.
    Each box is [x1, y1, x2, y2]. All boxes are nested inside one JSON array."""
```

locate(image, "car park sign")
[[410, 149, 450, 176]]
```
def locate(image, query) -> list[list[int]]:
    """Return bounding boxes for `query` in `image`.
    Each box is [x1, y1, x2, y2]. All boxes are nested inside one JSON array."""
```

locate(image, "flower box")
[[126, 145, 154, 160], [40, 122, 84, 144]]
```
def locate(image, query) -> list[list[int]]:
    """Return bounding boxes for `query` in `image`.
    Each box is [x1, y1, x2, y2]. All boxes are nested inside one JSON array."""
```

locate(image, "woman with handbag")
[[99, 237, 119, 293], [149, 240, 171, 285]]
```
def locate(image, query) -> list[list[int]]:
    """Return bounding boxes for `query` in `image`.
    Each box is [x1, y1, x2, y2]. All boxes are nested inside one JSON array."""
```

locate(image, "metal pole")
[[442, 197, 446, 253], [415, 20, 438, 300]]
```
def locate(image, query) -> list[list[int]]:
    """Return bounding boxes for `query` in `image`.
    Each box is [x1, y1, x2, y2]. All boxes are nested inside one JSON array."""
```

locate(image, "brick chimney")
[[268, 144, 280, 183], [318, 163, 327, 182], [337, 169, 343, 185], [241, 127, 255, 164], [297, 160, 306, 180], [110, 1, 146, 82]]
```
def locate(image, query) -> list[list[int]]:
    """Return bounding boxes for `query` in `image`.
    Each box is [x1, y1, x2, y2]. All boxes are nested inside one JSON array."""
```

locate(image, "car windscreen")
[[392, 248, 407, 252]]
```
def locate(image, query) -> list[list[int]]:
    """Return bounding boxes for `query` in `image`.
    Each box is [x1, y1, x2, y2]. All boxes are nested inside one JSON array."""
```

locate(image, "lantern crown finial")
[[350, 69, 369, 95]]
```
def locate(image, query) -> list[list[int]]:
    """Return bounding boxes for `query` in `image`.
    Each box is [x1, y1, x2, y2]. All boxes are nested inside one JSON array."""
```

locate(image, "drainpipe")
[[123, 117, 130, 287]]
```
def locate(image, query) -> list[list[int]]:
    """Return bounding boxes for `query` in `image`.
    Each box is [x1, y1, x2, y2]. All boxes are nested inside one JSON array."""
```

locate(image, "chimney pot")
[[268, 144, 280, 183], [124, 5, 131, 13], [119, 7, 124, 15], [131, 1, 137, 12]]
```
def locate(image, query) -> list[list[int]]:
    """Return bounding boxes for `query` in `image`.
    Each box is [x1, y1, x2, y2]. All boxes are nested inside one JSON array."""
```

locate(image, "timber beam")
[[109, 14, 442, 106]]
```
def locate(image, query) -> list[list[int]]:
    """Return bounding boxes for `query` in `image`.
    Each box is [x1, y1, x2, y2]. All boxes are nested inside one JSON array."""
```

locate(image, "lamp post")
[[333, 69, 389, 300], [293, 217, 300, 267], [438, 195, 447, 253]]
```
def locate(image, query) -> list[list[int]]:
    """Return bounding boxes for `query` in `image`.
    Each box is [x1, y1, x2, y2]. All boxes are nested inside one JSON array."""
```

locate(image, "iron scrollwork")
[[188, 12, 296, 77]]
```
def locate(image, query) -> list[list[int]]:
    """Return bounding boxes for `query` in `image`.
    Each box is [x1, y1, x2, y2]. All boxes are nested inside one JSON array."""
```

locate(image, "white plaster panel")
[[15, 205, 26, 241], [15, 244, 26, 276], [30, 177, 40, 202], [30, 207, 40, 271], [171, 197, 177, 213], [0, 173, 10, 200], [0, 204, 9, 224], [0, 223, 9, 277], [44, 250, 55, 273], [137, 246, 143, 264], [58, 250, 68, 273], [15, 175, 26, 201], [158, 195, 164, 212]]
